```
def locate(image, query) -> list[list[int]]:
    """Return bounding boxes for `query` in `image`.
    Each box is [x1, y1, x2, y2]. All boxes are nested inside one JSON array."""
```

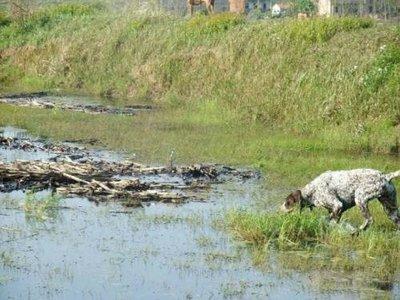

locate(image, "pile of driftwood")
[[0, 135, 254, 177], [0, 92, 152, 116], [0, 131, 258, 206], [0, 158, 255, 207], [0, 160, 215, 207]]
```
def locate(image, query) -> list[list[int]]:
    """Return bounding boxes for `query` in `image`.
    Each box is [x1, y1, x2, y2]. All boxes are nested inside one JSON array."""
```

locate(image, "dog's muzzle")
[[280, 203, 294, 213]]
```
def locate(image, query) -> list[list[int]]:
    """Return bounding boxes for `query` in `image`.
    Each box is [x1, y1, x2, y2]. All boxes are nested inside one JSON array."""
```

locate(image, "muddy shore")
[[0, 92, 152, 115]]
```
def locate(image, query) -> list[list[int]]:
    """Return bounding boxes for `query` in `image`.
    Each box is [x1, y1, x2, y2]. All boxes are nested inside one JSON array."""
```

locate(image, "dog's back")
[[304, 169, 386, 204]]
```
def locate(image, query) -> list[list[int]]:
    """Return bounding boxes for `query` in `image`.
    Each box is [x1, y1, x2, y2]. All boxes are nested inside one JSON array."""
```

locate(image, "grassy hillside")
[[0, 4, 400, 158]]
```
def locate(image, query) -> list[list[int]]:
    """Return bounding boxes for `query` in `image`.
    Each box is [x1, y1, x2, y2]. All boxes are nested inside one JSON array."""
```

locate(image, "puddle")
[[0, 127, 398, 299], [0, 93, 152, 116], [0, 127, 56, 162], [0, 126, 127, 163]]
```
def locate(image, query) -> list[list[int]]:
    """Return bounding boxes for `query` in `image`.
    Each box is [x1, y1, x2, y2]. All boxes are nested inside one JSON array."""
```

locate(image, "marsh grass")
[[0, 251, 14, 268], [226, 202, 400, 282], [139, 213, 203, 225], [205, 251, 240, 263], [23, 192, 61, 221], [1, 103, 399, 188], [196, 235, 214, 247]]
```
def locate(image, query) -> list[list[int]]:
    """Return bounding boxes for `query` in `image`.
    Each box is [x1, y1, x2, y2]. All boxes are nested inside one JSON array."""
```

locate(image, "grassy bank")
[[0, 4, 400, 155]]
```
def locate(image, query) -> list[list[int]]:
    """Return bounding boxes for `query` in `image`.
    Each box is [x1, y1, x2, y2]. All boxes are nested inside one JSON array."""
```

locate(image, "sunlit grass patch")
[[281, 17, 374, 43], [23, 192, 61, 221], [226, 203, 400, 281]]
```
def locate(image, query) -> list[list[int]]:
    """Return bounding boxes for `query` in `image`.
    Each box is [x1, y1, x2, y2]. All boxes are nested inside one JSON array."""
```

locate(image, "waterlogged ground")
[[0, 127, 399, 299]]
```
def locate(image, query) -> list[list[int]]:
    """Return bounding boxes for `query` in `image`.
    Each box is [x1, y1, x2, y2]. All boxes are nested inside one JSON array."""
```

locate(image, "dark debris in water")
[[0, 133, 259, 207]]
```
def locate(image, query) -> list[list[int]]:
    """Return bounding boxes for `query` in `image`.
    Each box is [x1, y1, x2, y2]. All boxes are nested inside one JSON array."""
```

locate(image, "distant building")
[[229, 0, 276, 13], [317, 0, 399, 17], [160, 0, 398, 17]]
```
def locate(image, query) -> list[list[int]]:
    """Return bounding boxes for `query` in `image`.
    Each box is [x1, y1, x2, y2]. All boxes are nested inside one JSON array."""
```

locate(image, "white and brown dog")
[[282, 169, 400, 231]]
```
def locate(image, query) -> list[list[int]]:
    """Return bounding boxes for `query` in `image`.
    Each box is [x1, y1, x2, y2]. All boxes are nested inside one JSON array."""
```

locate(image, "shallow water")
[[0, 127, 398, 299]]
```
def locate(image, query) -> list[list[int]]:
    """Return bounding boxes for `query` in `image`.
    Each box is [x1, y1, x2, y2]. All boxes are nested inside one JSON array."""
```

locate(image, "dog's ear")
[[292, 190, 307, 211], [293, 190, 308, 211], [292, 190, 302, 203], [285, 190, 302, 206]]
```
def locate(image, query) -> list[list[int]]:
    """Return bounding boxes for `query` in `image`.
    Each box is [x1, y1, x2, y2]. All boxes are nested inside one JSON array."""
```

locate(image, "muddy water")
[[0, 128, 396, 299]]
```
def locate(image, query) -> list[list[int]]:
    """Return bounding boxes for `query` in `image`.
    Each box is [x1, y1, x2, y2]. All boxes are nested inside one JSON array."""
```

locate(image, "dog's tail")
[[384, 170, 400, 181]]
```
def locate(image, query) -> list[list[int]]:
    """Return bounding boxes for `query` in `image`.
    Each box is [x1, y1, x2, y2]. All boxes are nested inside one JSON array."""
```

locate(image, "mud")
[[0, 92, 152, 115]]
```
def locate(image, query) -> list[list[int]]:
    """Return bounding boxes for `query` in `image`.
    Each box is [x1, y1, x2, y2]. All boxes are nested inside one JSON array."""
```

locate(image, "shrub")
[[292, 0, 316, 14], [363, 43, 400, 93]]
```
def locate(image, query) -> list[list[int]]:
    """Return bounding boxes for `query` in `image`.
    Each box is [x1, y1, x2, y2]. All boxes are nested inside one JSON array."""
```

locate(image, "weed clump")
[[23, 192, 61, 221], [227, 209, 330, 248], [226, 204, 400, 281]]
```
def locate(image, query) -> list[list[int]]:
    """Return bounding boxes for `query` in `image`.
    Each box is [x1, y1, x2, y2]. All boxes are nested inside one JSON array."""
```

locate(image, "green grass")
[[1, 102, 400, 187], [0, 7, 399, 135], [23, 192, 61, 221], [226, 203, 400, 282]]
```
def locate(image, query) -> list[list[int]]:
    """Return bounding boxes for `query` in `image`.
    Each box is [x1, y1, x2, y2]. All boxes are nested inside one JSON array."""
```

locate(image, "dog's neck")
[[301, 186, 315, 205]]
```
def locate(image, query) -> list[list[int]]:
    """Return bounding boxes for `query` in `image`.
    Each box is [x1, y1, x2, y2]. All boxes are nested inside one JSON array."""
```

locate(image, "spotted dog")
[[281, 169, 400, 231]]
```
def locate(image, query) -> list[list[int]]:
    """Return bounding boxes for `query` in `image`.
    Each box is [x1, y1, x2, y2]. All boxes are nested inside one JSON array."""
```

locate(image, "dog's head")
[[281, 190, 303, 213]]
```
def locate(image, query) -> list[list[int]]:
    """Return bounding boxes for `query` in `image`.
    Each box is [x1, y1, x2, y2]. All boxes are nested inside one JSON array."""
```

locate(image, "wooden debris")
[[0, 159, 205, 206], [0, 134, 259, 207]]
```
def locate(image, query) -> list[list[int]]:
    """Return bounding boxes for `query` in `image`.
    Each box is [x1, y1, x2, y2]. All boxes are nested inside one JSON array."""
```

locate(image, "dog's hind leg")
[[379, 184, 400, 229]]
